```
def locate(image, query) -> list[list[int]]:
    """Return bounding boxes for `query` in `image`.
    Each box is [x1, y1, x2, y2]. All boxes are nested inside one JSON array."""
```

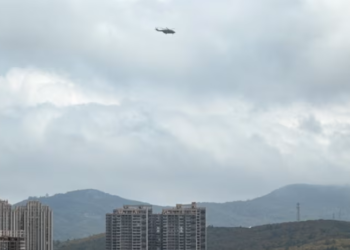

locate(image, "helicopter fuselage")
[[156, 28, 175, 34]]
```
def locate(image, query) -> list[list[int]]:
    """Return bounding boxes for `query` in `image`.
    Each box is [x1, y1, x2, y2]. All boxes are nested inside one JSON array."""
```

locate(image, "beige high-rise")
[[0, 200, 12, 231], [0, 200, 24, 250], [13, 201, 53, 250], [0, 200, 52, 250]]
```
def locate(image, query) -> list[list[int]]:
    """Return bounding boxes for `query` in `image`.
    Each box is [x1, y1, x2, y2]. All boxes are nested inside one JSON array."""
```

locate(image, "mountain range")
[[14, 184, 350, 240]]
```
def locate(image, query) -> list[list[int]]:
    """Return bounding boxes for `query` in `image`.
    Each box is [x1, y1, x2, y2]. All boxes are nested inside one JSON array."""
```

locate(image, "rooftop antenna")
[[297, 203, 300, 222]]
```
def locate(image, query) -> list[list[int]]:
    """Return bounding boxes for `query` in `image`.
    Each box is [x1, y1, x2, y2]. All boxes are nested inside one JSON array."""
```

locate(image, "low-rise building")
[[0, 230, 25, 250]]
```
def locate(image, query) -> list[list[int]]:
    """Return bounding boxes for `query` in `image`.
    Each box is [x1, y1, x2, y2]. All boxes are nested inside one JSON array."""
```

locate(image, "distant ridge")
[[201, 184, 350, 228], [16, 184, 350, 240]]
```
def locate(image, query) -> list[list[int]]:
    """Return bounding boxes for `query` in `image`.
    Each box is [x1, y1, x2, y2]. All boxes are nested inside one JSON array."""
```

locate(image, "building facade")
[[106, 205, 152, 250], [0, 200, 12, 231], [106, 202, 206, 250], [162, 203, 206, 250], [0, 230, 25, 250], [0, 200, 52, 250]]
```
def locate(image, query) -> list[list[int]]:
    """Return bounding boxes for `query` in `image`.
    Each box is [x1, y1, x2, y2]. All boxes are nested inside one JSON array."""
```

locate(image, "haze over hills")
[[15, 184, 350, 240]]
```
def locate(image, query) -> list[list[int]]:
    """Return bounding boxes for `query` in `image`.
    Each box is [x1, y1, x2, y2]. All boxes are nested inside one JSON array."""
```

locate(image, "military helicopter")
[[155, 27, 175, 34]]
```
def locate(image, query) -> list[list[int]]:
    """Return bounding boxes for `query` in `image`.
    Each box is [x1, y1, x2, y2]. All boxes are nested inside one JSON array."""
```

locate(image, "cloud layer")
[[1, 0, 350, 205]]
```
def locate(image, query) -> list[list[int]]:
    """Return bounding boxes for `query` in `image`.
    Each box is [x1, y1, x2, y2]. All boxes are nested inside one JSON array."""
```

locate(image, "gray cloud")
[[1, 0, 350, 103], [1, 97, 350, 204], [298, 115, 323, 134], [1, 0, 350, 204]]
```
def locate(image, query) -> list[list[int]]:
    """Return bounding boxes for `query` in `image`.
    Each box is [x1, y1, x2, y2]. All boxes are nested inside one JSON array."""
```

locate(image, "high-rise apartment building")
[[0, 200, 52, 250], [13, 201, 53, 250], [162, 203, 206, 250], [106, 205, 152, 250], [106, 202, 206, 250], [148, 214, 161, 250], [0, 200, 12, 231]]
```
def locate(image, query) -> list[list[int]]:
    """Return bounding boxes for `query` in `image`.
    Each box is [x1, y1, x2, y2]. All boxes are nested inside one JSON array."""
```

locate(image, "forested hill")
[[15, 189, 162, 240], [16, 184, 350, 240], [54, 220, 350, 250]]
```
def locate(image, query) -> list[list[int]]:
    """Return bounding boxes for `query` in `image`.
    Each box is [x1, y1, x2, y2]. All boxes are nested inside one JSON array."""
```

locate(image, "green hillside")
[[17, 184, 350, 240], [15, 189, 162, 240], [54, 234, 105, 250], [54, 220, 350, 250], [55, 220, 350, 250]]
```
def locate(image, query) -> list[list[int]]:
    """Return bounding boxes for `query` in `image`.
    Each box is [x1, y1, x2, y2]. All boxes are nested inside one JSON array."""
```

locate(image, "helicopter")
[[155, 27, 175, 34]]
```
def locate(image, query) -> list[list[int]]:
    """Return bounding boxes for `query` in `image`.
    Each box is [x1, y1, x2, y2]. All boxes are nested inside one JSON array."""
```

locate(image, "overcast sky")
[[1, 0, 350, 205]]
